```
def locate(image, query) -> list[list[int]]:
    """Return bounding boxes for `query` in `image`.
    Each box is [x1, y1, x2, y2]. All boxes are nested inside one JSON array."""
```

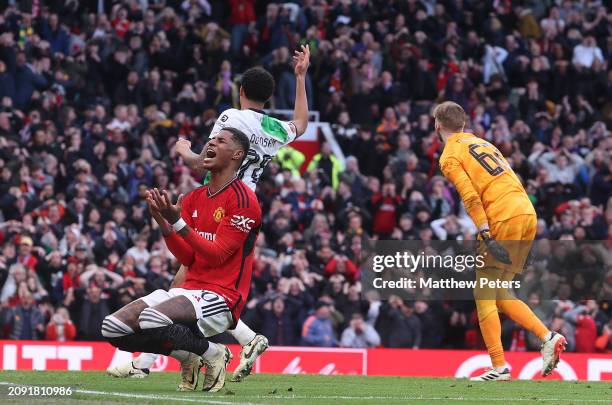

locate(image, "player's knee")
[[141, 289, 171, 307], [138, 307, 173, 330], [496, 288, 514, 302], [475, 299, 498, 321], [101, 315, 134, 339]]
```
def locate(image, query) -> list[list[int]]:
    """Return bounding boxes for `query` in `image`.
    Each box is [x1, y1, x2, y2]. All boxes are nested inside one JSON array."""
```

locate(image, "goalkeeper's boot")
[[231, 334, 269, 382], [470, 367, 511, 381], [107, 361, 150, 379], [541, 332, 567, 376], [202, 344, 232, 392], [177, 352, 204, 391]]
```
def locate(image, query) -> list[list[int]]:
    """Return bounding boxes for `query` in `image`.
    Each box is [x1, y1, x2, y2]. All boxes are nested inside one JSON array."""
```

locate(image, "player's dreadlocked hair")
[[240, 67, 275, 103], [223, 127, 250, 164]]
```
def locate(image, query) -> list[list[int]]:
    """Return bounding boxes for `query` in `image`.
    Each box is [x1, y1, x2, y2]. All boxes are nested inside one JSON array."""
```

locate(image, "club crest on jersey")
[[213, 207, 225, 222], [230, 214, 255, 232]]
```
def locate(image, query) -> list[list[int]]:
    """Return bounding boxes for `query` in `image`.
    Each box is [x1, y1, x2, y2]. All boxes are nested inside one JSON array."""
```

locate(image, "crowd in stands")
[[0, 1, 610, 353]]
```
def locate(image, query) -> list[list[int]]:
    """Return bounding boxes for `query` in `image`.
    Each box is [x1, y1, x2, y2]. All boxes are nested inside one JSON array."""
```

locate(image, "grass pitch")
[[0, 371, 610, 404]]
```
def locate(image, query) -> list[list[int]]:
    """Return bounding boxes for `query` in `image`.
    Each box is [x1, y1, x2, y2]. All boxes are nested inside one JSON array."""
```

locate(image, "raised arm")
[[430, 218, 449, 240], [441, 157, 488, 231], [175, 138, 207, 178], [79, 267, 98, 288], [103, 268, 124, 288], [292, 45, 310, 137], [567, 151, 585, 173], [536, 151, 557, 171]]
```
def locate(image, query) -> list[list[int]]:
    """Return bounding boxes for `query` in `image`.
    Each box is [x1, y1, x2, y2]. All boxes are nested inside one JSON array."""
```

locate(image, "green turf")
[[0, 371, 610, 404]]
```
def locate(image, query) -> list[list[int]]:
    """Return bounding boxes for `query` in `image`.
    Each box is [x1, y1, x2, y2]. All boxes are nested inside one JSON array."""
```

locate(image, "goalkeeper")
[[435, 101, 566, 381]]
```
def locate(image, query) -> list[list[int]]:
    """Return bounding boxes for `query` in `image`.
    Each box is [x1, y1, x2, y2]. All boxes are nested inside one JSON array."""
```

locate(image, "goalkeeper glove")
[[478, 229, 512, 265]]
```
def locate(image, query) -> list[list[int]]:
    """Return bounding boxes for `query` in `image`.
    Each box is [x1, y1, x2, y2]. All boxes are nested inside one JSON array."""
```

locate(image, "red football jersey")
[[166, 178, 261, 322]]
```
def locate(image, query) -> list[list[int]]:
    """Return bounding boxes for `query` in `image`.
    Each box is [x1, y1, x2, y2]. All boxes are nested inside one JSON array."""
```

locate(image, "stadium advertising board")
[[1, 341, 610, 381]]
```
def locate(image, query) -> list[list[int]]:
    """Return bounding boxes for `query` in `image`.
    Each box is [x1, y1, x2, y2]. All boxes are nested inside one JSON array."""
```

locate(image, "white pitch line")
[[192, 395, 612, 403], [75, 389, 257, 405], [72, 392, 612, 403], [275, 395, 612, 402], [2, 381, 611, 403]]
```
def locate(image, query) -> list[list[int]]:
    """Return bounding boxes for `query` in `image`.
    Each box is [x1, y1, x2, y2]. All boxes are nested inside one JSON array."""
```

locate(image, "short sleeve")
[[260, 115, 298, 145], [283, 121, 299, 144]]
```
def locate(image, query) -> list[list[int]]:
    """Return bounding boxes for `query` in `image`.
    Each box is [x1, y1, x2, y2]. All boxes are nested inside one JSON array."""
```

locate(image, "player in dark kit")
[[101, 128, 261, 392]]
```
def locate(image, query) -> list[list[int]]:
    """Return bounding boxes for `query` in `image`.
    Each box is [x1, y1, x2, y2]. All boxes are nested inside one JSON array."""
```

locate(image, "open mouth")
[[205, 148, 216, 158]]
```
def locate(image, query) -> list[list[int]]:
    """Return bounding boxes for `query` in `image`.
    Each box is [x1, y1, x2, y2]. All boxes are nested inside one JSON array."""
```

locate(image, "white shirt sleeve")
[[430, 218, 448, 240], [594, 47, 604, 64], [458, 216, 478, 235], [283, 120, 299, 145], [494, 46, 508, 64]]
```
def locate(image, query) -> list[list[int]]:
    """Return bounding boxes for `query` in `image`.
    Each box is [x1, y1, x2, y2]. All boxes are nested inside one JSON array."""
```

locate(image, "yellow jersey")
[[439, 132, 535, 229]]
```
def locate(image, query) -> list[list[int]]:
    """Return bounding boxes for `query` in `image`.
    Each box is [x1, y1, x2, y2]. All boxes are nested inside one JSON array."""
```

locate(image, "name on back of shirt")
[[250, 134, 279, 148]]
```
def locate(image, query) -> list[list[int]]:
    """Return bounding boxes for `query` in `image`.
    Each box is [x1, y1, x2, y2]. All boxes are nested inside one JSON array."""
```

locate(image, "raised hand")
[[293, 44, 310, 77], [150, 188, 184, 224], [145, 190, 171, 232], [175, 138, 192, 157]]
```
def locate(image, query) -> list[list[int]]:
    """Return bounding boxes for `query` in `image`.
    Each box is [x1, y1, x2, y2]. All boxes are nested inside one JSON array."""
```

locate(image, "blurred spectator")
[[307, 142, 342, 190], [276, 146, 305, 178], [563, 301, 604, 353], [2, 291, 44, 340], [258, 296, 300, 346], [75, 286, 110, 341], [302, 301, 337, 347], [1, 263, 28, 304], [531, 148, 585, 184], [45, 307, 76, 341], [378, 297, 422, 349], [324, 254, 358, 283], [340, 313, 381, 348], [126, 236, 151, 275], [572, 36, 604, 69]]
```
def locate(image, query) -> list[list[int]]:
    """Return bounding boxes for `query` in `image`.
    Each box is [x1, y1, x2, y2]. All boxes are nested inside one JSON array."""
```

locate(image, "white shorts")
[[141, 288, 233, 337]]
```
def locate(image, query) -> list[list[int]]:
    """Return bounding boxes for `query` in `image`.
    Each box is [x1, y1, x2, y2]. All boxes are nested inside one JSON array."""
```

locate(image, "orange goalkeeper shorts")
[[481, 214, 537, 274]]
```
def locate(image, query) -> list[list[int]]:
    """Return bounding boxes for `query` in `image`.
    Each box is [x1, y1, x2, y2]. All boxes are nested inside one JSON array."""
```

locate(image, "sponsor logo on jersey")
[[220, 114, 228, 122], [192, 210, 198, 218], [230, 214, 255, 233], [197, 231, 216, 241], [213, 207, 225, 222]]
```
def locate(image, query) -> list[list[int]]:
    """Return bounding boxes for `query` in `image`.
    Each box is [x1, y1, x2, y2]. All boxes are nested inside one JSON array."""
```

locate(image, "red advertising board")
[[254, 347, 367, 375], [1, 340, 610, 381]]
